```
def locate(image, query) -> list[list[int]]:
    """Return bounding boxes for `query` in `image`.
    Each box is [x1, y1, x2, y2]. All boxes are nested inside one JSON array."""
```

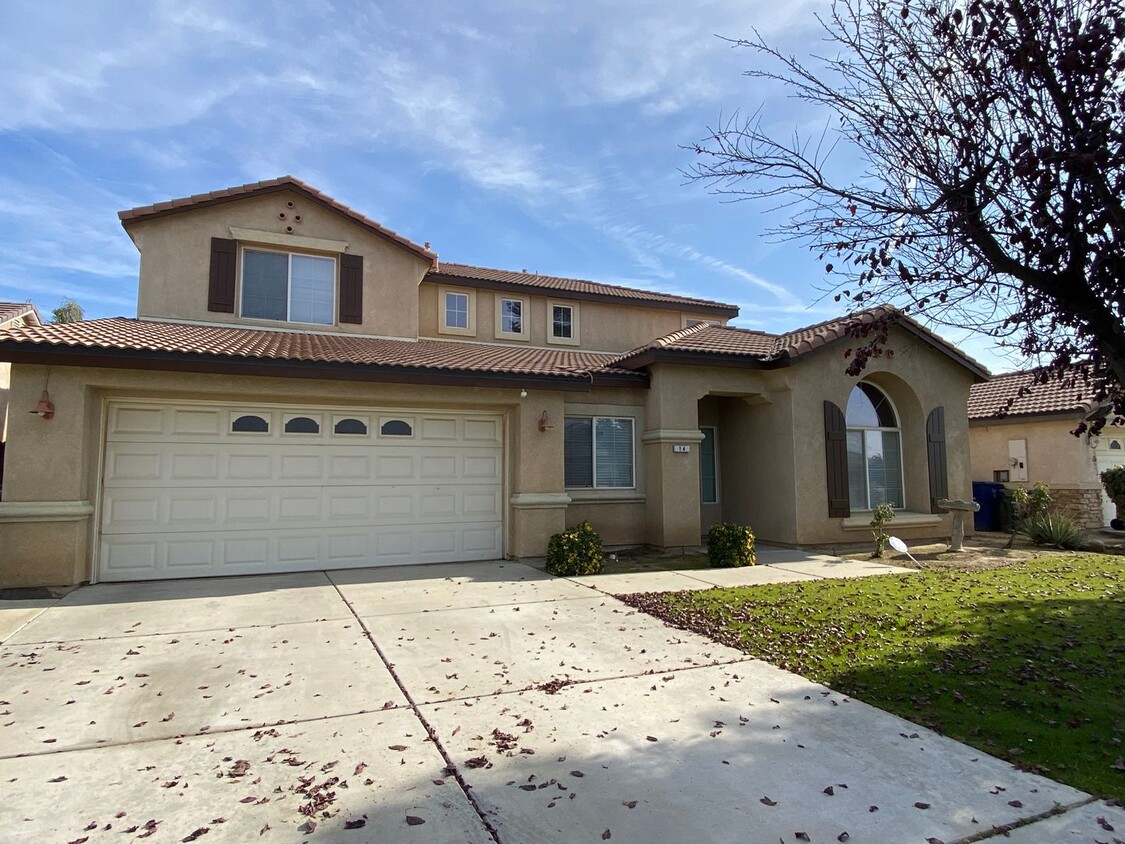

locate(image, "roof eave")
[[425, 272, 739, 318], [614, 348, 788, 371], [0, 343, 600, 393], [780, 315, 991, 381], [119, 179, 438, 265], [968, 408, 1091, 425]]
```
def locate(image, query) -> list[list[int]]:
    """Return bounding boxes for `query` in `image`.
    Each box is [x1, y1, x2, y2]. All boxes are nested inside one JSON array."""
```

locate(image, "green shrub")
[[1101, 465, 1125, 504], [1021, 512, 1083, 550], [1011, 482, 1053, 521], [1006, 482, 1054, 548], [707, 522, 756, 568], [545, 521, 604, 576], [869, 502, 896, 558]]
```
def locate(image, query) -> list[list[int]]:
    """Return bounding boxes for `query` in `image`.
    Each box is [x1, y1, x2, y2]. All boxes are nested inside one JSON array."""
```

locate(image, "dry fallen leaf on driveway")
[[760, 796, 777, 806], [406, 816, 425, 826]]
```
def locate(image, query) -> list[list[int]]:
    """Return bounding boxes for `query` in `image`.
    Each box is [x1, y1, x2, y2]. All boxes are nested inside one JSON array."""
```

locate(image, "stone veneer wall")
[[1049, 487, 1104, 529]]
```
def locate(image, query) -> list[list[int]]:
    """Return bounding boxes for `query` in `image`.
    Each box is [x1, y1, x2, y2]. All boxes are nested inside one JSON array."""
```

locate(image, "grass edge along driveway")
[[617, 554, 1125, 801]]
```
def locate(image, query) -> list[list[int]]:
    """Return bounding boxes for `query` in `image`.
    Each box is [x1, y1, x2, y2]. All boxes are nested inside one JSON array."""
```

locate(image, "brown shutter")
[[207, 237, 237, 313], [927, 406, 948, 513], [824, 400, 850, 518], [339, 253, 363, 324]]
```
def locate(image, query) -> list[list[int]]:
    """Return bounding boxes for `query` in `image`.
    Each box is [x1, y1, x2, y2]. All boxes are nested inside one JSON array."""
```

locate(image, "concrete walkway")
[[1, 556, 1119, 843]]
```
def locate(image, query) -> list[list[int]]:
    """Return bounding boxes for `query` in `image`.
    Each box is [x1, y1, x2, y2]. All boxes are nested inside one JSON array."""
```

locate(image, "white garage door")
[[98, 401, 504, 581]]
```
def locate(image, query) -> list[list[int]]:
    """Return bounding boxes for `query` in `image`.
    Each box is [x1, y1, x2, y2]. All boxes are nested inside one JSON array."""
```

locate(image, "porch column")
[[642, 426, 706, 548], [508, 393, 569, 558]]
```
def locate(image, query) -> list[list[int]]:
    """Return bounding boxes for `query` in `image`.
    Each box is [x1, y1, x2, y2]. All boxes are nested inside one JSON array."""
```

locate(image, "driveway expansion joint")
[[5, 614, 356, 646], [0, 707, 410, 762], [945, 795, 1099, 843], [330, 580, 504, 844]]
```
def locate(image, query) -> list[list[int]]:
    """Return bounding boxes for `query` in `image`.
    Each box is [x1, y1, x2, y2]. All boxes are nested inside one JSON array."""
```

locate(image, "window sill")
[[437, 325, 476, 337], [547, 334, 580, 346], [566, 489, 646, 504], [841, 511, 943, 531]]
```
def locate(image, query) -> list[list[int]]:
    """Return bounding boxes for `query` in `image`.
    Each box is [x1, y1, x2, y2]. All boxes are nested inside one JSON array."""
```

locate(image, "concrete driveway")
[[1, 558, 1120, 843]]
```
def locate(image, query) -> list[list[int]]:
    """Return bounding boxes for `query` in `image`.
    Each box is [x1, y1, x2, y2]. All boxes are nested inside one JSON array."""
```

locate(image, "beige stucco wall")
[[0, 364, 571, 587], [786, 327, 975, 545], [419, 281, 724, 353], [562, 387, 649, 545], [969, 416, 1097, 487], [624, 326, 975, 549], [129, 190, 432, 339], [969, 415, 1105, 528], [0, 322, 981, 586]]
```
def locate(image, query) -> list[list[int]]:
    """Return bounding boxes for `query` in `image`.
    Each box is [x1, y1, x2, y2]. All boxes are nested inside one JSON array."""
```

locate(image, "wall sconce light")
[[538, 410, 553, 432], [30, 389, 55, 420], [520, 389, 528, 399]]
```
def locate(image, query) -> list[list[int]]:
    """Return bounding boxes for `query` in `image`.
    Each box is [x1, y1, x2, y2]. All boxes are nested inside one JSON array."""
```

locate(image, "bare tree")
[[688, 0, 1125, 432]]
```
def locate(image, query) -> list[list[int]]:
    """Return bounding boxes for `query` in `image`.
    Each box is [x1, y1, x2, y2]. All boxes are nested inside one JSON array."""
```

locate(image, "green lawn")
[[618, 554, 1125, 800]]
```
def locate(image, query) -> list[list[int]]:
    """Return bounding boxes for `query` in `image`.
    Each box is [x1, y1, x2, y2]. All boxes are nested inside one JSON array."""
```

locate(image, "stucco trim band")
[[510, 493, 573, 509], [0, 501, 95, 523], [229, 227, 349, 254], [641, 429, 707, 444], [840, 511, 943, 531]]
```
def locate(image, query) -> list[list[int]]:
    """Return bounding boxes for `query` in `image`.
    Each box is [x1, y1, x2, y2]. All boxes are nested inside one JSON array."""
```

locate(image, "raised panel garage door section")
[[98, 401, 504, 581]]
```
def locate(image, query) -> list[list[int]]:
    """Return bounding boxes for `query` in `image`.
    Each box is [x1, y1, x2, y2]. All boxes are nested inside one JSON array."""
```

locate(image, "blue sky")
[[0, 0, 1021, 372]]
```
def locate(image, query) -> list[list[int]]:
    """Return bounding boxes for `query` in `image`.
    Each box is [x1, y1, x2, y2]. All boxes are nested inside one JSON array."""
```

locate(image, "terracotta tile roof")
[[0, 318, 644, 386], [618, 322, 777, 358], [118, 176, 438, 263], [968, 368, 1104, 419], [0, 302, 42, 327], [611, 306, 990, 378], [428, 262, 739, 315]]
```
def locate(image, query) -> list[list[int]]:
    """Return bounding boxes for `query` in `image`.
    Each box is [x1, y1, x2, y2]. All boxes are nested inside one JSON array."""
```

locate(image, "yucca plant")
[[1021, 512, 1083, 550]]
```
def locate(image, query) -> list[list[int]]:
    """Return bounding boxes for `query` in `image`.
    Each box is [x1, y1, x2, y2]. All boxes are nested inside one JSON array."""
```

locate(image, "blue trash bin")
[[971, 481, 1005, 531]]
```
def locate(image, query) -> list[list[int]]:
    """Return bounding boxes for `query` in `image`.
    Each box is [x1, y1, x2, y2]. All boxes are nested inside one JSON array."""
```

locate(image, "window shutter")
[[339, 253, 363, 324], [824, 400, 850, 518], [207, 237, 237, 313], [927, 406, 949, 513]]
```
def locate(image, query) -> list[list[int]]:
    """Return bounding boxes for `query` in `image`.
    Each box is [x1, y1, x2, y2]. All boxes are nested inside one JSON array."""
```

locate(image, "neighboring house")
[[968, 369, 1123, 528], [0, 302, 44, 490], [0, 177, 988, 587]]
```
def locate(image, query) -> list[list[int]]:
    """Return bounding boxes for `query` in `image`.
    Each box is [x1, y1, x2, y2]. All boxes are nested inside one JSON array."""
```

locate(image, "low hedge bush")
[[545, 521, 604, 576], [707, 522, 756, 568]]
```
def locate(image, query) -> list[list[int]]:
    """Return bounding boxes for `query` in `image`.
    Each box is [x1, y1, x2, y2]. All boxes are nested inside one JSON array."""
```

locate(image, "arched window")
[[845, 383, 904, 510], [1111, 440, 1122, 451], [334, 418, 368, 435], [284, 416, 320, 434], [232, 414, 269, 433], [380, 419, 413, 436]]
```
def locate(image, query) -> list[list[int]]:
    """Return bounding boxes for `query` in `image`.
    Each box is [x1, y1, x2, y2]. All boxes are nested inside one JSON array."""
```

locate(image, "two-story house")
[[0, 177, 988, 587]]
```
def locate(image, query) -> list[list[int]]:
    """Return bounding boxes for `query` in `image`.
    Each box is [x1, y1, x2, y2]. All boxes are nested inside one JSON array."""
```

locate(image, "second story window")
[[496, 296, 529, 340], [445, 291, 469, 329], [500, 299, 523, 334], [548, 301, 579, 345], [242, 248, 335, 326], [439, 287, 476, 336]]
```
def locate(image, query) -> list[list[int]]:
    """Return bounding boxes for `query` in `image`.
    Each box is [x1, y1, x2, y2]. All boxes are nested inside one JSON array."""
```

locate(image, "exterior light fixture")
[[30, 390, 55, 420]]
